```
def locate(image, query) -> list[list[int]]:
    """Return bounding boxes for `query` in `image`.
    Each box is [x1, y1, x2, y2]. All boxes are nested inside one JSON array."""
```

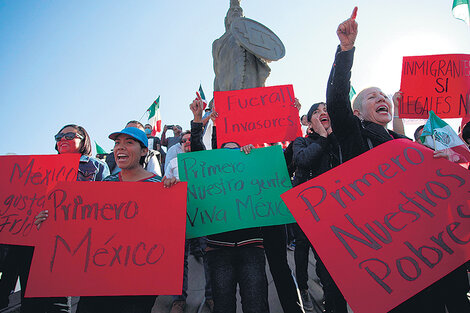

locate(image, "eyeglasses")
[[54, 132, 84, 142], [181, 138, 190, 143]]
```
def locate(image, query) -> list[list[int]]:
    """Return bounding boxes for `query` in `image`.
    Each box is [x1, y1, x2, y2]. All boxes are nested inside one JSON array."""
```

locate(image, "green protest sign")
[[178, 145, 295, 238]]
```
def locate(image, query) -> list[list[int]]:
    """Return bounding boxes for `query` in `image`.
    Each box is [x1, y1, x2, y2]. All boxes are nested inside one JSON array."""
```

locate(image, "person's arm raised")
[[190, 98, 206, 152], [161, 125, 169, 147], [326, 7, 361, 162], [190, 98, 204, 123]]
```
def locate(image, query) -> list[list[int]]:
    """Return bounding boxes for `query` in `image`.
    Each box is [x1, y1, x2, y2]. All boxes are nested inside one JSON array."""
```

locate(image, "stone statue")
[[212, 0, 285, 94]]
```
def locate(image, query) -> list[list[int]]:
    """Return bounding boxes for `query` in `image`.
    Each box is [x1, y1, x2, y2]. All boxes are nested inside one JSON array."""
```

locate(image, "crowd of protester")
[[1, 8, 469, 313]]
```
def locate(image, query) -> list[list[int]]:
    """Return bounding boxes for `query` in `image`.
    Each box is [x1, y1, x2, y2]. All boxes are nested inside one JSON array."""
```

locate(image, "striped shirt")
[[103, 172, 162, 182]]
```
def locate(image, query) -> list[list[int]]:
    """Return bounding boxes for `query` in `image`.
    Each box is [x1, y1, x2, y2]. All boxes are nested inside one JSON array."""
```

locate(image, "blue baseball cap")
[[109, 127, 148, 148]]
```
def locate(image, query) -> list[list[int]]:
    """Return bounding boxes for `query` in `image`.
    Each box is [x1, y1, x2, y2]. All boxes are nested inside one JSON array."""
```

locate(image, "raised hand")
[[337, 7, 358, 51], [392, 91, 403, 109], [294, 98, 301, 111], [210, 110, 219, 125], [190, 98, 204, 122]]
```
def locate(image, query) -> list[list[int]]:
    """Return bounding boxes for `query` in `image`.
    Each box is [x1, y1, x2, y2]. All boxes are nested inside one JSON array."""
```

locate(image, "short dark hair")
[[414, 125, 425, 142], [462, 122, 470, 142], [55, 124, 92, 156], [126, 120, 144, 130], [307, 102, 326, 121], [180, 130, 191, 143]]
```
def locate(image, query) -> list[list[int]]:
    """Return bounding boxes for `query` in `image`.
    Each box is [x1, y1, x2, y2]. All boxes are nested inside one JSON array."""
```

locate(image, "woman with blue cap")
[[104, 127, 161, 182], [75, 127, 177, 313]]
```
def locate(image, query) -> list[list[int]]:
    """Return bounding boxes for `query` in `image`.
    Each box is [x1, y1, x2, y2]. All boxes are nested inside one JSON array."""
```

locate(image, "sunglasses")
[[54, 132, 84, 142], [181, 138, 190, 143]]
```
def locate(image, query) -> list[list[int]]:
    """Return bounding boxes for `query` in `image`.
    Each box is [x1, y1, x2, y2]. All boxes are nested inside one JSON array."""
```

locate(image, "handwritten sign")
[[178, 145, 295, 238], [214, 85, 302, 147], [0, 154, 79, 245], [26, 181, 188, 297], [400, 54, 470, 118], [281, 140, 470, 313]]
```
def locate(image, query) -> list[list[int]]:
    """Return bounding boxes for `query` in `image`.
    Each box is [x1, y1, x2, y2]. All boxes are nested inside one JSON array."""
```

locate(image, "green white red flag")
[[420, 110, 470, 166], [452, 0, 470, 26], [148, 96, 161, 136], [196, 84, 208, 110]]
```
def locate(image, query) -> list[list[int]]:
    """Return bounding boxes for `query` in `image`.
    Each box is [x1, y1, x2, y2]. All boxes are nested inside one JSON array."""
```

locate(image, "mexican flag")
[[452, 0, 470, 26], [95, 141, 107, 155], [420, 111, 470, 166], [197, 84, 208, 110], [148, 96, 161, 136]]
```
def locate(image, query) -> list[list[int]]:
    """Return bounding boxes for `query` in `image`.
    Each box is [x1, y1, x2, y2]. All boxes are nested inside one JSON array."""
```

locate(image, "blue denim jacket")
[[78, 155, 110, 181]]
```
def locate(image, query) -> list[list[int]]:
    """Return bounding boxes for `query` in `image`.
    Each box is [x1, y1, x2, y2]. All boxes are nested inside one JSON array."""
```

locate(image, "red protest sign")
[[281, 140, 470, 313], [214, 85, 302, 147], [400, 54, 470, 119], [26, 180, 187, 297], [0, 154, 79, 245]]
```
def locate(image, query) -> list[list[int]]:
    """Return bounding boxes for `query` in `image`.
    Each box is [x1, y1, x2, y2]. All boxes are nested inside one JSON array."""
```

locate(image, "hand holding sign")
[[294, 98, 301, 111], [34, 210, 49, 230], [392, 91, 403, 111], [162, 176, 179, 188], [337, 7, 358, 51]]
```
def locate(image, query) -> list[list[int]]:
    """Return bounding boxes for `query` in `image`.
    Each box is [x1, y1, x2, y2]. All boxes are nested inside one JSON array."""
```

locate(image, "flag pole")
[[138, 110, 148, 122]]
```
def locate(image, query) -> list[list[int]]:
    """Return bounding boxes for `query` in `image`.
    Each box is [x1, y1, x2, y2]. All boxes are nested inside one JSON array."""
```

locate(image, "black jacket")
[[326, 46, 410, 163], [292, 132, 341, 187]]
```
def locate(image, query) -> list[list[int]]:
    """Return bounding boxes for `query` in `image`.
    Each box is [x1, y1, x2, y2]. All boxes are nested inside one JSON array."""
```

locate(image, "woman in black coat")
[[292, 102, 347, 313]]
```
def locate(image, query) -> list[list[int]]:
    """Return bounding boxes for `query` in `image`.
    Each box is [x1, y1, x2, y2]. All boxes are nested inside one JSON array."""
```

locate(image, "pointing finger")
[[351, 6, 358, 20]]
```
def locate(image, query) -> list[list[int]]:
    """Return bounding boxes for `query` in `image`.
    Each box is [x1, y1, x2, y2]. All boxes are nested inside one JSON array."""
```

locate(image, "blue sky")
[[1, 0, 469, 155]]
